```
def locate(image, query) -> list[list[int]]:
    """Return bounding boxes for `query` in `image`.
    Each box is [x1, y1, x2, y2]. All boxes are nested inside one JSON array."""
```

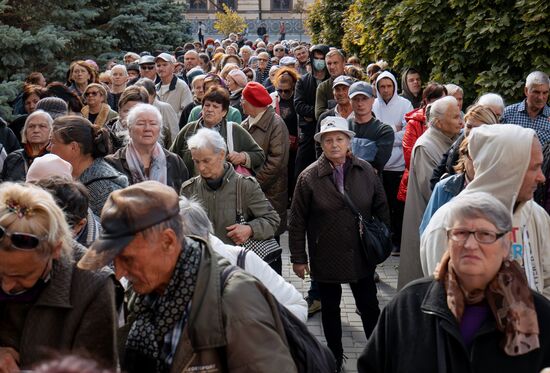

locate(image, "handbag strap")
[[227, 121, 234, 153], [343, 192, 364, 221], [235, 174, 243, 216]]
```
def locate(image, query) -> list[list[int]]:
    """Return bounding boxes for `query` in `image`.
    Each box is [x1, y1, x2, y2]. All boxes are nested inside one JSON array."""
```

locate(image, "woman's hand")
[[0, 347, 19, 373], [293, 263, 310, 279], [226, 224, 253, 245], [227, 151, 246, 166]]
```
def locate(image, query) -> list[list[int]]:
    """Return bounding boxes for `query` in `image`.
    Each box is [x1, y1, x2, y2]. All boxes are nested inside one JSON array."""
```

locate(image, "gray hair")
[[445, 192, 512, 234], [187, 128, 227, 154], [525, 71, 550, 90], [22, 110, 53, 144], [179, 196, 213, 239], [134, 78, 156, 97], [126, 103, 164, 143], [445, 83, 463, 96], [191, 74, 207, 91], [477, 93, 505, 111], [240, 45, 253, 54], [427, 96, 458, 127], [111, 64, 128, 76]]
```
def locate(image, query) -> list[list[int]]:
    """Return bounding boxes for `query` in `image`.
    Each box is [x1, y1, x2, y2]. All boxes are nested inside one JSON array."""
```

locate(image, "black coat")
[[289, 154, 389, 283], [105, 146, 189, 193], [358, 278, 550, 373], [1, 149, 30, 182]]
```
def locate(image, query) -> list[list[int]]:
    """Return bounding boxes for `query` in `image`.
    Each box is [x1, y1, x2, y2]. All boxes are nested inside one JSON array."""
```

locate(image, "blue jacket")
[[419, 173, 465, 235]]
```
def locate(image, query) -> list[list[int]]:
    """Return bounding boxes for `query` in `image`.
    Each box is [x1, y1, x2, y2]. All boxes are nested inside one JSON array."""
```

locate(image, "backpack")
[[221, 254, 337, 373]]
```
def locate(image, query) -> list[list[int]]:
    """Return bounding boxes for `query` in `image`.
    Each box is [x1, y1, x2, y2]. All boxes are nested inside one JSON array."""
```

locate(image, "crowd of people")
[[0, 30, 549, 373]]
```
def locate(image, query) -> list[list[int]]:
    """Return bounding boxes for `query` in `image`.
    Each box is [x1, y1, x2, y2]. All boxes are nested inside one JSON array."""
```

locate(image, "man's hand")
[[293, 263, 310, 279], [0, 347, 20, 373], [226, 224, 253, 245], [227, 151, 246, 166]]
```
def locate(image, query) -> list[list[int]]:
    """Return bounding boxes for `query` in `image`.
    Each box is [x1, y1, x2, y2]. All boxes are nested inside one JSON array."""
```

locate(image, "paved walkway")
[[280, 233, 399, 372]]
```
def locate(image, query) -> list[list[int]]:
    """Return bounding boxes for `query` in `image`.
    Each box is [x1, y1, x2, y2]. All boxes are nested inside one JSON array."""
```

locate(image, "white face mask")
[[313, 59, 326, 71]]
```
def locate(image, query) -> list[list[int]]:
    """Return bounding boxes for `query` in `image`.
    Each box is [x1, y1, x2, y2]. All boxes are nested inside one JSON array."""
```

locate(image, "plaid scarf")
[[125, 238, 202, 372]]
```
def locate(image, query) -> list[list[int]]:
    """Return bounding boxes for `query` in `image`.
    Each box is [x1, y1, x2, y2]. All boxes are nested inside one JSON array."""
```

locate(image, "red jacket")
[[397, 108, 427, 201]]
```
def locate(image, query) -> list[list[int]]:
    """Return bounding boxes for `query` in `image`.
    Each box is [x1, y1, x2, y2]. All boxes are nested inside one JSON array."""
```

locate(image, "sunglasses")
[[0, 225, 44, 250], [84, 91, 100, 97], [277, 88, 293, 95], [140, 64, 156, 71]]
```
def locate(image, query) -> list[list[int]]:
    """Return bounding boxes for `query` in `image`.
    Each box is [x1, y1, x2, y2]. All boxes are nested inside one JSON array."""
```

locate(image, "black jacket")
[[0, 118, 21, 154], [105, 146, 189, 194], [1, 148, 29, 182], [358, 278, 550, 373], [294, 72, 321, 135]]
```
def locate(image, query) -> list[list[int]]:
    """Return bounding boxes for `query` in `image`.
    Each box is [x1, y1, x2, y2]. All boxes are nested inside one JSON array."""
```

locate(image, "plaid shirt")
[[502, 100, 550, 144]]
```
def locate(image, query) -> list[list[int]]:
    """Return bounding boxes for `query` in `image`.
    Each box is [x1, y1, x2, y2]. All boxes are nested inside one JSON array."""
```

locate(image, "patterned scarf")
[[435, 251, 540, 356], [81, 103, 112, 127], [125, 140, 167, 185], [125, 239, 202, 372]]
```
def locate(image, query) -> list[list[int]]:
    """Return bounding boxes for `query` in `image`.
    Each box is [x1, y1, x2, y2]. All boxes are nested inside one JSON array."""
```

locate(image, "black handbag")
[[235, 176, 282, 264], [343, 192, 393, 265]]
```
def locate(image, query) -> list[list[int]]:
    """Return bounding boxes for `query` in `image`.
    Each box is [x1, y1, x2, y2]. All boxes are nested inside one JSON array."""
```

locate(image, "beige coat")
[[398, 126, 456, 289], [242, 106, 290, 236]]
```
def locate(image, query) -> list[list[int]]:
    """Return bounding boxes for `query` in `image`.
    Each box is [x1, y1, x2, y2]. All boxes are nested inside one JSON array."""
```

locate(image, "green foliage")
[[0, 0, 190, 121], [338, 0, 549, 104], [304, 0, 352, 47], [214, 4, 247, 37]]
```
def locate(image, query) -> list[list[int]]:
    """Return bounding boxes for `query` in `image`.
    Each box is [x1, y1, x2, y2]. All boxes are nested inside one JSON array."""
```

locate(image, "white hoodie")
[[420, 124, 550, 298], [372, 71, 413, 171]]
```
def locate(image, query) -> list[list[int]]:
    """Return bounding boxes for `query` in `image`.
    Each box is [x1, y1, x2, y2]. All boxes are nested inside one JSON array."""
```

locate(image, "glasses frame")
[[446, 228, 507, 244], [0, 225, 45, 251], [84, 90, 101, 98]]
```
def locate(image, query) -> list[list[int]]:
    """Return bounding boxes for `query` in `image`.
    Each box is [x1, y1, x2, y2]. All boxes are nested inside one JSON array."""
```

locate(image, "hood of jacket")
[[401, 68, 421, 98], [463, 124, 536, 211], [374, 71, 398, 103], [373, 70, 413, 127]]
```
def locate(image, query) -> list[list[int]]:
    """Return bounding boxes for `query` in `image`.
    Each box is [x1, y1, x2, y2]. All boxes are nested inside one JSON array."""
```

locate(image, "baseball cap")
[[279, 56, 297, 66], [313, 116, 355, 143], [154, 53, 176, 64], [332, 75, 355, 88], [348, 81, 374, 99], [77, 181, 180, 271], [138, 55, 155, 65]]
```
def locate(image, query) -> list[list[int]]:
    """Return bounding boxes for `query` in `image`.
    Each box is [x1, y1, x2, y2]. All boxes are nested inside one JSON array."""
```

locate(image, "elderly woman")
[[81, 83, 118, 127], [1, 110, 52, 182], [399, 96, 463, 289], [48, 116, 128, 216], [0, 182, 117, 369], [68, 60, 97, 97], [180, 128, 280, 254], [359, 193, 550, 372], [171, 86, 265, 176], [226, 69, 247, 116], [430, 104, 499, 189], [106, 104, 188, 192], [289, 116, 390, 371], [180, 74, 206, 128], [477, 92, 505, 119]]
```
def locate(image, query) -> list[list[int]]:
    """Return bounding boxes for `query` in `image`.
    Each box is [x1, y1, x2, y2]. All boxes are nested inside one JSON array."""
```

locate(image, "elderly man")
[[315, 49, 346, 119], [502, 71, 550, 144], [178, 50, 200, 85], [155, 52, 193, 118], [421, 124, 550, 298], [108, 64, 129, 112], [138, 55, 158, 83], [78, 181, 297, 373]]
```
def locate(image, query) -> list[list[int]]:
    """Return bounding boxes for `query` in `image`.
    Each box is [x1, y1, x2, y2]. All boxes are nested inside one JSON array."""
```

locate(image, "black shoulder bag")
[[343, 192, 392, 265]]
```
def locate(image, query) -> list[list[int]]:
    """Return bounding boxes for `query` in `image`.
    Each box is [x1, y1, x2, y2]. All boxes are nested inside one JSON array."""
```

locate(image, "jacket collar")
[[316, 153, 367, 178], [34, 256, 74, 309], [157, 75, 178, 91], [442, 173, 466, 194], [248, 106, 274, 131]]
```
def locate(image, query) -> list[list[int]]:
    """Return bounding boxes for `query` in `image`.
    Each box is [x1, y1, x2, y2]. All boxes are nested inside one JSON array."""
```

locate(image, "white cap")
[[314, 116, 355, 143], [26, 154, 73, 182]]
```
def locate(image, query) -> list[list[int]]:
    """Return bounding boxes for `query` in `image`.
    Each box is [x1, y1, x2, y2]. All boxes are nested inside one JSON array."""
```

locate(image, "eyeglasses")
[[0, 225, 44, 250], [277, 88, 293, 95], [84, 91, 100, 97], [446, 228, 507, 244], [140, 65, 156, 70]]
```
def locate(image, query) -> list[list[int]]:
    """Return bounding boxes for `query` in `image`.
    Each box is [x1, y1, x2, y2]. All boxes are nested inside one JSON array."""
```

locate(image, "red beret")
[[242, 82, 272, 108]]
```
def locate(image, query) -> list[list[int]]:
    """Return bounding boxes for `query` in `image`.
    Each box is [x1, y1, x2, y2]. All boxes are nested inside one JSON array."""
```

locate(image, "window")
[[271, 0, 292, 10], [218, 0, 237, 10], [189, 0, 207, 10]]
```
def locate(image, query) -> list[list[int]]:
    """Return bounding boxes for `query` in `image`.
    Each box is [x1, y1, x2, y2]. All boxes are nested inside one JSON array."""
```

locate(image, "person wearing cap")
[[77, 180, 295, 373], [138, 55, 158, 83], [0, 182, 118, 370], [126, 63, 140, 84], [35, 97, 68, 120], [1, 110, 52, 182], [171, 86, 264, 176], [81, 83, 119, 128], [315, 49, 346, 120], [226, 69, 248, 117], [348, 81, 394, 174], [294, 44, 329, 183], [315, 75, 355, 158], [289, 116, 390, 371], [155, 52, 193, 118], [241, 81, 289, 273]]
